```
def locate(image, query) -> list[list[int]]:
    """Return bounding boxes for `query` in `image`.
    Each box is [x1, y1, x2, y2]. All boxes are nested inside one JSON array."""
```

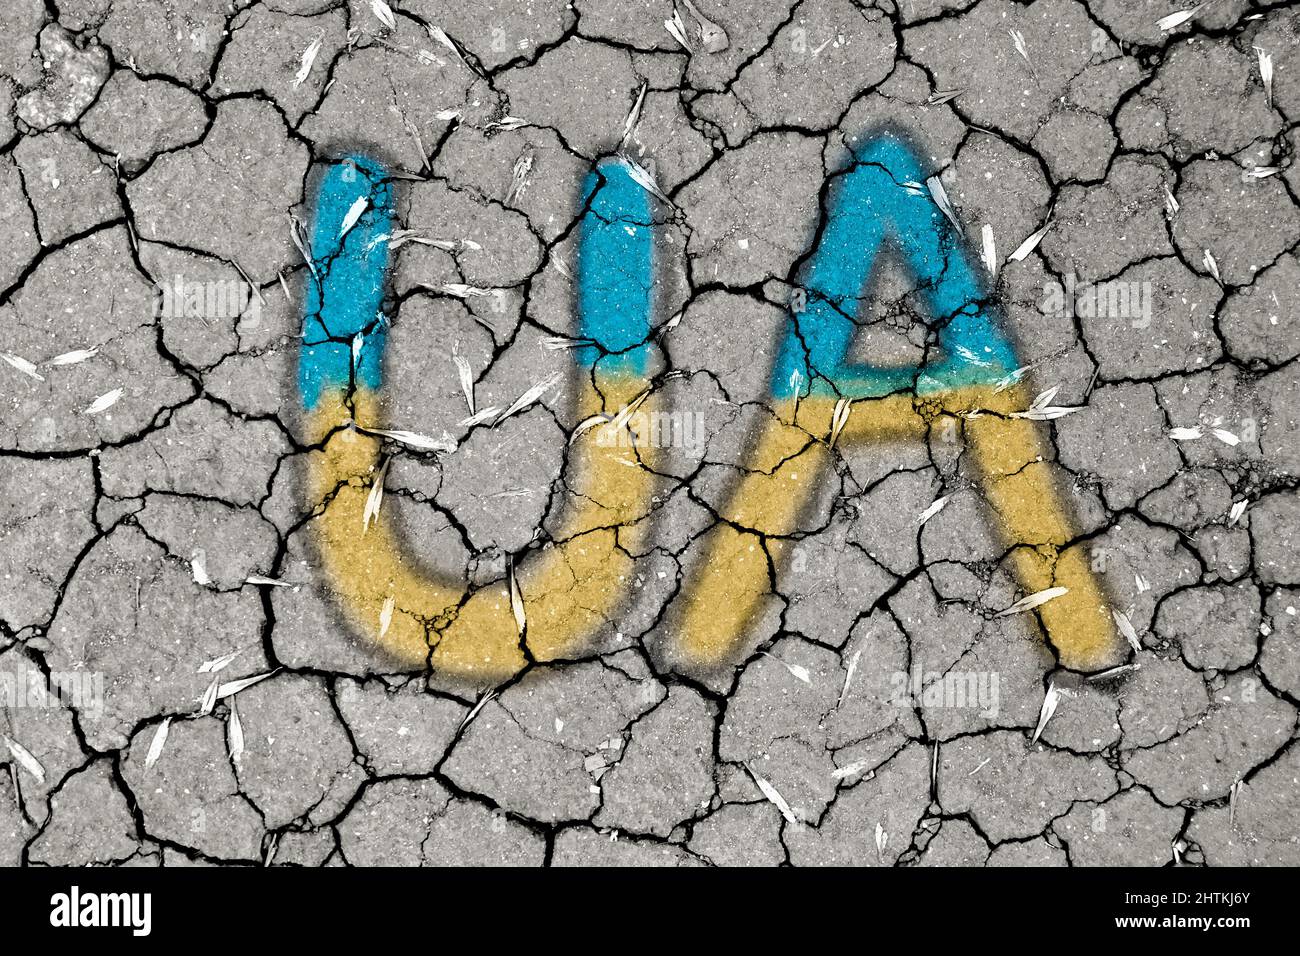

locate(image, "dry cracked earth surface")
[[1, 0, 1299, 868]]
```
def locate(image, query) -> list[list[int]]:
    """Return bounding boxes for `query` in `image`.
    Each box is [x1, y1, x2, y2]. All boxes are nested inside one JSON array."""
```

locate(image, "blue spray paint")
[[299, 136, 1016, 410], [301, 154, 652, 414], [772, 132, 1017, 399], [576, 159, 654, 377], [298, 157, 394, 410]]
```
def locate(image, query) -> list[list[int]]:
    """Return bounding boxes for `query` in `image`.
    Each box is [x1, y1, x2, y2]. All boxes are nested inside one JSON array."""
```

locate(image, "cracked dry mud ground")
[[1, 0, 1298, 869]]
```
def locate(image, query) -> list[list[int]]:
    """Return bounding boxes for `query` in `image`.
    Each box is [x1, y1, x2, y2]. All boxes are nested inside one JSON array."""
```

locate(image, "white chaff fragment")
[[46, 348, 98, 367], [954, 345, 992, 368], [1156, 3, 1208, 32], [761, 652, 811, 684], [84, 388, 123, 415], [401, 114, 430, 171], [1228, 500, 1248, 526], [786, 662, 812, 685], [378, 594, 395, 639], [144, 717, 171, 771], [931, 741, 939, 793], [438, 282, 496, 299], [289, 216, 317, 278], [997, 586, 1068, 617], [191, 548, 211, 587], [1028, 385, 1059, 409], [994, 364, 1032, 392], [981, 223, 997, 277], [664, 10, 693, 52], [484, 115, 529, 134], [245, 574, 292, 588], [1011, 405, 1081, 421], [569, 413, 611, 445], [509, 562, 526, 636], [227, 699, 245, 764], [459, 406, 503, 428], [1008, 28, 1035, 76], [1211, 428, 1240, 446], [874, 822, 888, 860], [1246, 165, 1281, 179], [1006, 221, 1052, 262], [1031, 682, 1061, 744], [496, 372, 560, 424], [838, 646, 863, 705], [621, 82, 648, 148], [968, 757, 991, 776], [369, 0, 396, 30], [339, 196, 368, 239], [199, 648, 246, 674], [917, 495, 949, 526], [2, 352, 44, 381], [550, 255, 572, 280], [363, 456, 389, 533], [928, 88, 963, 105], [681, 0, 729, 53], [1112, 609, 1143, 654], [217, 670, 277, 700], [367, 230, 395, 251], [1255, 46, 1274, 108], [746, 763, 798, 824], [831, 758, 873, 781], [788, 368, 803, 404], [1203, 248, 1222, 285], [1010, 384, 1081, 421], [541, 335, 589, 351], [360, 426, 456, 453], [352, 325, 370, 370], [453, 347, 475, 414], [4, 736, 45, 784], [1229, 779, 1243, 828], [926, 175, 959, 227], [426, 25, 482, 76], [459, 689, 496, 731], [619, 155, 671, 205], [586, 383, 648, 436], [1164, 186, 1180, 216], [505, 148, 534, 205], [411, 234, 479, 253], [426, 24, 456, 54], [828, 397, 851, 446], [1135, 572, 1151, 594], [1169, 426, 1203, 441], [293, 35, 323, 88], [198, 676, 219, 716]]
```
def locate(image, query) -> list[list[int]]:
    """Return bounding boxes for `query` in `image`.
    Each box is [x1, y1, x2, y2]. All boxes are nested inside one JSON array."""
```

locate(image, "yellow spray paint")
[[673, 388, 1119, 672], [304, 376, 660, 679], [298, 157, 666, 681]]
